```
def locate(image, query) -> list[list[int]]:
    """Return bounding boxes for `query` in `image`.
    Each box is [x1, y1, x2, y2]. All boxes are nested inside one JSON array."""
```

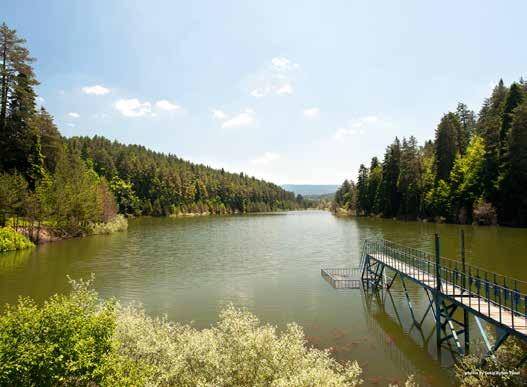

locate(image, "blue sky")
[[3, 1, 526, 184]]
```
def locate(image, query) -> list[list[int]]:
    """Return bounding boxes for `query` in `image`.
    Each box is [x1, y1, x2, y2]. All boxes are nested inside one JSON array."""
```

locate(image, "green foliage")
[[88, 214, 128, 235], [0, 171, 28, 215], [0, 279, 365, 386], [0, 226, 34, 252], [449, 136, 486, 222], [0, 276, 116, 386], [109, 176, 141, 216]]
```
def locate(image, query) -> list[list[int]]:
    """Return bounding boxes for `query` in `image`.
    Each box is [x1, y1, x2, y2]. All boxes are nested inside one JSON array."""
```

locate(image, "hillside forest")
[[335, 79, 527, 227]]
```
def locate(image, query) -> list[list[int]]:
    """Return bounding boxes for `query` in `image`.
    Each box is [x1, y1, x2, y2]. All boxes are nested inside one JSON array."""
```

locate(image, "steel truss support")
[[361, 255, 386, 290]]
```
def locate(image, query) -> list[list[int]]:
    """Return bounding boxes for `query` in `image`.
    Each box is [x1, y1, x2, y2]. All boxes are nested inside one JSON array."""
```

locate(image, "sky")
[[3, 1, 527, 184]]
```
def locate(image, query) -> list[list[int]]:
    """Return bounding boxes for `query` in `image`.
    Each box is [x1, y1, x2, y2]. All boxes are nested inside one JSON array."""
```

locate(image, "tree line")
[[0, 22, 302, 235], [335, 79, 527, 227]]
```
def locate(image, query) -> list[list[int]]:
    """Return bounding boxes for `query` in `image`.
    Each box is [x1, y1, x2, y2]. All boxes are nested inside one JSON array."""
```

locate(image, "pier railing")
[[363, 239, 527, 330]]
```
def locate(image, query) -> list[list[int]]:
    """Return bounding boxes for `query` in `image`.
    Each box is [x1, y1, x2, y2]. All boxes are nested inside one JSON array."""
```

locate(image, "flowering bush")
[[111, 304, 363, 386]]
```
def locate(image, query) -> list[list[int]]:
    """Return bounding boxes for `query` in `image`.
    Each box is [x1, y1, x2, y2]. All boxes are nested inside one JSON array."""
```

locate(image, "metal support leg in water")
[[434, 234, 442, 357], [461, 229, 470, 354], [418, 288, 434, 327], [386, 272, 398, 289], [400, 276, 420, 328]]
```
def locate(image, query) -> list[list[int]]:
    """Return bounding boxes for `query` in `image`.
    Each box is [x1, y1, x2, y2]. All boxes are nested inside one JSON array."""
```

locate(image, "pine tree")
[[379, 138, 401, 217], [478, 79, 507, 202], [367, 157, 382, 214], [34, 107, 63, 172], [455, 102, 476, 154], [398, 136, 421, 219], [500, 82, 524, 162], [356, 164, 369, 215], [0, 22, 36, 134], [500, 101, 527, 225], [2, 72, 43, 183], [435, 113, 460, 181]]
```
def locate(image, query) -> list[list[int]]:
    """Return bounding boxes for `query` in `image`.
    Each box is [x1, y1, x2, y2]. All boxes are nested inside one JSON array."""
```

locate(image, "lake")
[[1, 211, 527, 385]]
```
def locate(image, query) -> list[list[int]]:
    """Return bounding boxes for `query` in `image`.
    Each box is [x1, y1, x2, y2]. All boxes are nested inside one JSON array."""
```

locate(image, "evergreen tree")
[[398, 136, 421, 219], [500, 82, 524, 162], [435, 113, 460, 181], [0, 23, 35, 135], [367, 157, 382, 214], [379, 138, 401, 217], [2, 72, 43, 184], [455, 102, 476, 154], [34, 107, 63, 172], [478, 79, 507, 202], [356, 164, 369, 215], [500, 101, 527, 225]]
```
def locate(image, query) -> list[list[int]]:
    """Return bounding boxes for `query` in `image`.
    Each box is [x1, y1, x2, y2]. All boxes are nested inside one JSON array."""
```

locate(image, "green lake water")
[[1, 211, 526, 386]]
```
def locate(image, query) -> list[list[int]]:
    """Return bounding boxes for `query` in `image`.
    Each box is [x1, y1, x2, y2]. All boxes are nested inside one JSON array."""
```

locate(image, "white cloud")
[[303, 107, 320, 118], [251, 152, 280, 165], [271, 57, 299, 71], [68, 112, 80, 118], [276, 83, 293, 95], [250, 87, 271, 97], [82, 85, 111, 95], [334, 115, 379, 141], [272, 57, 291, 69], [211, 109, 227, 120], [249, 57, 300, 97], [65, 122, 76, 128], [334, 128, 357, 141], [222, 109, 255, 129], [155, 100, 181, 111], [114, 98, 152, 117], [362, 115, 378, 124]]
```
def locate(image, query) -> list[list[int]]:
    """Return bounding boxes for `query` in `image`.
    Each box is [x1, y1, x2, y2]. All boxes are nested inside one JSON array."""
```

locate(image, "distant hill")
[[281, 184, 339, 196]]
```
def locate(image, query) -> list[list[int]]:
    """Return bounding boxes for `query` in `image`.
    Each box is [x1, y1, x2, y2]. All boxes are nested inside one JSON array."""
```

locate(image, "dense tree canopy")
[[335, 78, 527, 227], [66, 136, 301, 216]]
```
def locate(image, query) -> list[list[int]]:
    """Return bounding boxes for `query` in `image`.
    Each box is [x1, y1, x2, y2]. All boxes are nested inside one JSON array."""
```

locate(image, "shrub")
[[0, 227, 34, 252], [472, 197, 497, 225], [0, 276, 116, 386], [88, 214, 128, 235], [111, 303, 363, 386]]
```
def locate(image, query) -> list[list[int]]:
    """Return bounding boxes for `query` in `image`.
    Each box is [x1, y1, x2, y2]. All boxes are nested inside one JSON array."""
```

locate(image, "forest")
[[335, 79, 527, 227], [0, 22, 303, 241]]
